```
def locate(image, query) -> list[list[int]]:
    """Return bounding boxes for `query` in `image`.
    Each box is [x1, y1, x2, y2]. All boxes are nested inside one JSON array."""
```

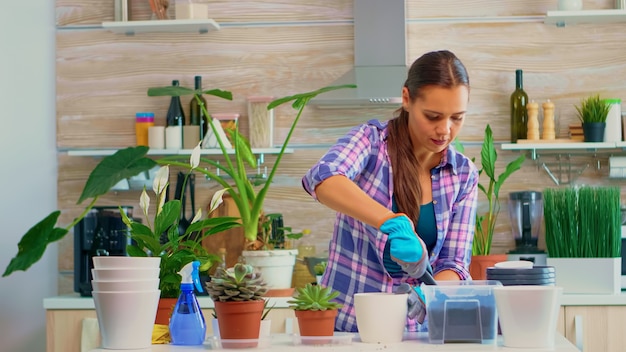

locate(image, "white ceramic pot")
[[354, 292, 408, 343], [241, 249, 298, 289], [557, 0, 583, 10], [493, 286, 563, 349]]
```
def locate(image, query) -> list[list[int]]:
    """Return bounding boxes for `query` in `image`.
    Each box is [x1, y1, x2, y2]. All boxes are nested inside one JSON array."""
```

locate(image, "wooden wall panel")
[[54, 0, 626, 294]]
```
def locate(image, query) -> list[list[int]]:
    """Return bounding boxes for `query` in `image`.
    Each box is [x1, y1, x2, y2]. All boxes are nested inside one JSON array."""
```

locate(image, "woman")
[[301, 50, 479, 332]]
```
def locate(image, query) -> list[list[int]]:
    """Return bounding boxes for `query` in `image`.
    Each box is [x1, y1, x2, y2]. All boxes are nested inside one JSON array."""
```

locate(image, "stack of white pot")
[[91, 256, 161, 350]]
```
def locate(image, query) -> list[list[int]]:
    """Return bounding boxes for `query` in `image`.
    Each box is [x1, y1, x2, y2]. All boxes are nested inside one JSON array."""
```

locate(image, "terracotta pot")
[[155, 298, 177, 325], [214, 300, 264, 348], [469, 254, 508, 280], [295, 309, 337, 343]]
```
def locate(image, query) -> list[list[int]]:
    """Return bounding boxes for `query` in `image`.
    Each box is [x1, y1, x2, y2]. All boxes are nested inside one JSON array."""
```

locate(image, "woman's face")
[[402, 85, 469, 155]]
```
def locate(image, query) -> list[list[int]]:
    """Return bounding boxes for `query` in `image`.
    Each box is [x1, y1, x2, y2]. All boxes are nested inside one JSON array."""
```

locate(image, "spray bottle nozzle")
[[179, 260, 203, 293]]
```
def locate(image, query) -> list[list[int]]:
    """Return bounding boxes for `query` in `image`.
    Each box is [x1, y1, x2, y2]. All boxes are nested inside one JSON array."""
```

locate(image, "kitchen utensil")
[[175, 171, 191, 236], [507, 191, 547, 265], [183, 174, 200, 240]]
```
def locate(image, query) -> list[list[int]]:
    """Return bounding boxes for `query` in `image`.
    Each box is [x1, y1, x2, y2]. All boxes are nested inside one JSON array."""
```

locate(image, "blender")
[[506, 191, 547, 265]]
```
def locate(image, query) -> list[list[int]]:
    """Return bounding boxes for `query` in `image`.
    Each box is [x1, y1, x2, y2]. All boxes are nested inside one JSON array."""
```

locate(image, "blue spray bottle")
[[169, 260, 206, 345]]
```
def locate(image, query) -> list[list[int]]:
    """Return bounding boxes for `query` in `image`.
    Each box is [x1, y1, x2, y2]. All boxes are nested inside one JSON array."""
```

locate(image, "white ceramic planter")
[[241, 249, 298, 289], [547, 257, 621, 294]]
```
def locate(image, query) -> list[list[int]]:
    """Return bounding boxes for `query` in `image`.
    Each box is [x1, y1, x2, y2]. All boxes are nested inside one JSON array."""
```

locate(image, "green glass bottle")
[[189, 75, 208, 142], [510, 69, 529, 142]]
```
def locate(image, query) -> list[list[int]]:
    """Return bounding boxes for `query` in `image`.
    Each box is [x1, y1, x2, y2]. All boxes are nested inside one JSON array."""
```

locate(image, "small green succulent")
[[288, 283, 343, 311], [206, 263, 268, 302], [313, 261, 327, 276]]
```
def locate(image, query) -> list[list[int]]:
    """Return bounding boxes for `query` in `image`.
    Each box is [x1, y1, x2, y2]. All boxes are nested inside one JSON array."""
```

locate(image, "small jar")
[[135, 112, 155, 146], [247, 96, 274, 148]]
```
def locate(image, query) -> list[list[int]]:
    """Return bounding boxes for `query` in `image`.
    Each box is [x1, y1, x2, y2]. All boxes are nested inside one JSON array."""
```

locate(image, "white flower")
[[152, 165, 169, 196], [190, 143, 201, 169], [140, 188, 150, 216], [191, 208, 202, 224], [209, 188, 228, 214]]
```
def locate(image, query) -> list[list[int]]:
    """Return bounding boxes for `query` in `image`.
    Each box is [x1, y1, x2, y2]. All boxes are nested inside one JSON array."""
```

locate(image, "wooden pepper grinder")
[[526, 100, 540, 140], [542, 99, 556, 140]]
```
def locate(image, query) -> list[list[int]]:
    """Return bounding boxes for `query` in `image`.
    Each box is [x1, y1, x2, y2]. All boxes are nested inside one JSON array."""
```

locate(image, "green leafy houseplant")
[[287, 283, 343, 311], [146, 83, 355, 250], [575, 94, 611, 123], [2, 145, 240, 298], [543, 186, 621, 258], [2, 84, 355, 285], [472, 124, 526, 255], [121, 149, 241, 297]]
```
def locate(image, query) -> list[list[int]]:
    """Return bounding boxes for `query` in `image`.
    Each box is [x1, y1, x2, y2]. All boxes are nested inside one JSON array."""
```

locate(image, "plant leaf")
[[3, 211, 68, 276], [267, 84, 356, 110], [154, 200, 181, 236], [480, 125, 496, 181], [78, 147, 156, 204]]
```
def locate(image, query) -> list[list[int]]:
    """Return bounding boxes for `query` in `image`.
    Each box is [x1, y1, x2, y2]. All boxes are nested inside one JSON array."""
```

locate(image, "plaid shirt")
[[302, 119, 479, 332]]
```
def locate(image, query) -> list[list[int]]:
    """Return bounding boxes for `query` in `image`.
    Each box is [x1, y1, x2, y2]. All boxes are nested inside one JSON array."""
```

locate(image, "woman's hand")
[[379, 213, 428, 278]]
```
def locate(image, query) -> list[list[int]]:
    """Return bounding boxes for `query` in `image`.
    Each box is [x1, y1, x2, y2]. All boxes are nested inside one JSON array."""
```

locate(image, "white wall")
[[0, 1, 57, 352]]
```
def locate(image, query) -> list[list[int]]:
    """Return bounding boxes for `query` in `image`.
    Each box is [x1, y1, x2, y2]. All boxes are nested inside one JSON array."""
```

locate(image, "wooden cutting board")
[[202, 193, 244, 272]]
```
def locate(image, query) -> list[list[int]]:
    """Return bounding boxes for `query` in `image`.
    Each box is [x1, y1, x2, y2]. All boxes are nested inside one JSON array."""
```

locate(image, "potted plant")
[[461, 125, 525, 279], [2, 84, 354, 279], [575, 94, 610, 142], [146, 83, 355, 291], [288, 283, 343, 342], [205, 262, 268, 348], [313, 261, 327, 285], [543, 185, 621, 294]]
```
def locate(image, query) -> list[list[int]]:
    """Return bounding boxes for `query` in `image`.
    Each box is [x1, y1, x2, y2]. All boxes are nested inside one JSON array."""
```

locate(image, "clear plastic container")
[[422, 280, 502, 344], [292, 333, 353, 346]]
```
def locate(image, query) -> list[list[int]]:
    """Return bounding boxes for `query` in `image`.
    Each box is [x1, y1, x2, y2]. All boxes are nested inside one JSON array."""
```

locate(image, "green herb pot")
[[582, 122, 606, 142]]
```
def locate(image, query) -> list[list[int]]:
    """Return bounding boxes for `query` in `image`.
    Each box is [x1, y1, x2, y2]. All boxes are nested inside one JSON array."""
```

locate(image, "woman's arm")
[[315, 175, 391, 228]]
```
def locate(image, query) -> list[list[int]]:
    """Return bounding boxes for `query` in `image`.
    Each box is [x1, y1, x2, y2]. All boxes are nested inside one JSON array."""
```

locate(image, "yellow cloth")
[[152, 324, 171, 344]]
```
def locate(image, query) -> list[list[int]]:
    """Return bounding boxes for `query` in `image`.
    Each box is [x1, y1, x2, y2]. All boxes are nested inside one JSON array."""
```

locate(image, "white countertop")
[[43, 291, 626, 310], [88, 333, 579, 351]]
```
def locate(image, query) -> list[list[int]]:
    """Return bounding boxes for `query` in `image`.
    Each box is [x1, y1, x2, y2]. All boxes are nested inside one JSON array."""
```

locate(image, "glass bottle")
[[510, 69, 528, 143], [166, 80, 186, 127], [165, 80, 185, 149], [189, 76, 208, 142]]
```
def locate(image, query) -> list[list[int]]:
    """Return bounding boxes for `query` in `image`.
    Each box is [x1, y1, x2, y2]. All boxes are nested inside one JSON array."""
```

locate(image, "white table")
[[90, 332, 580, 351]]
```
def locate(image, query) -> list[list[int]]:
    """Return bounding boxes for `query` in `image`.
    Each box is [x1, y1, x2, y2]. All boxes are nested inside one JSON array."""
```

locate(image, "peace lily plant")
[[2, 83, 355, 280]]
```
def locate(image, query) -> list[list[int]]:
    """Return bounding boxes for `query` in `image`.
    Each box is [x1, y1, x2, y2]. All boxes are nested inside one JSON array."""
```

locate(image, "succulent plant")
[[206, 263, 268, 302], [288, 283, 343, 311], [313, 261, 327, 276]]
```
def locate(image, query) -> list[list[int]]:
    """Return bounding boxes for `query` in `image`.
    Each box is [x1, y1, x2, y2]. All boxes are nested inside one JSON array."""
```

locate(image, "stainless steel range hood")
[[311, 0, 407, 108]]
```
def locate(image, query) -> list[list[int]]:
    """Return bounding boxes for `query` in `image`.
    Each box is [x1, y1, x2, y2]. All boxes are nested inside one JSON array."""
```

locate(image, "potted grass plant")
[[575, 94, 611, 142], [543, 185, 621, 294]]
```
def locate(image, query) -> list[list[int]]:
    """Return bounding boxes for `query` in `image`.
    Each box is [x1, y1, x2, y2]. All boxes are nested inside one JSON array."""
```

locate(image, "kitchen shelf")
[[502, 141, 623, 185], [65, 147, 292, 157], [101, 19, 220, 35], [544, 9, 626, 26]]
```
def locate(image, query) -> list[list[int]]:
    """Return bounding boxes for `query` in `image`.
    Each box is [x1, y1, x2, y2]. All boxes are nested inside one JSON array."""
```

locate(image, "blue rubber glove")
[[396, 283, 427, 324], [379, 214, 428, 278]]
